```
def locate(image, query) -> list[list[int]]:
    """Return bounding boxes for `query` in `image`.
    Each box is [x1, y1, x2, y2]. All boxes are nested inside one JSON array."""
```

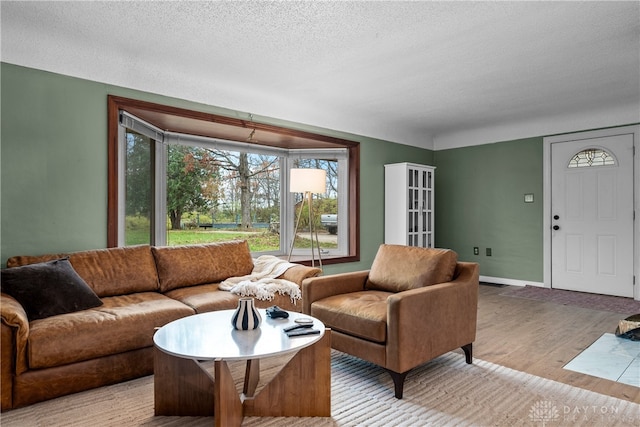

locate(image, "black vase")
[[231, 297, 262, 330]]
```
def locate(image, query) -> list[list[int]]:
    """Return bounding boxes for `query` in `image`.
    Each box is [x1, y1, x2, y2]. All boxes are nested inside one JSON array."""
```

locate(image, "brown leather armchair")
[[302, 244, 479, 398]]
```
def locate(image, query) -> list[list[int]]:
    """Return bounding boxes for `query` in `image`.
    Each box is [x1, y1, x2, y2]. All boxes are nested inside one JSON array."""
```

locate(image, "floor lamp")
[[288, 168, 326, 269]]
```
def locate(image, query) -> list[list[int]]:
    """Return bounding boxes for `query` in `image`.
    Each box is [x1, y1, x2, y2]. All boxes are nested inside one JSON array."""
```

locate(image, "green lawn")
[[126, 228, 337, 252], [168, 230, 280, 251]]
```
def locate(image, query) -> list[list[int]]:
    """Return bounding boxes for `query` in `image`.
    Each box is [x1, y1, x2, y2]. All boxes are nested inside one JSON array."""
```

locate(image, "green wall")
[[434, 138, 544, 282], [0, 63, 433, 271], [3, 63, 634, 284]]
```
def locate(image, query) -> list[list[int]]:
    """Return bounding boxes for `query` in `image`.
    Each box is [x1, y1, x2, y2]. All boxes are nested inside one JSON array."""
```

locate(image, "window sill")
[[284, 254, 359, 267]]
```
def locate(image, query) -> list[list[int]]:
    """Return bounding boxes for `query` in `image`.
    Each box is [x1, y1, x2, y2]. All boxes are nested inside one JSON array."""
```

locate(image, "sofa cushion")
[[165, 283, 242, 312], [311, 291, 391, 343], [166, 283, 302, 313], [153, 240, 254, 293], [1, 258, 103, 321], [27, 292, 194, 369], [6, 245, 160, 298], [365, 244, 458, 293]]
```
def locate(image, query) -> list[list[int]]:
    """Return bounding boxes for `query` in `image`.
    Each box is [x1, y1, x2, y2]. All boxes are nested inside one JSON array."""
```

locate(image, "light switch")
[[524, 193, 534, 203]]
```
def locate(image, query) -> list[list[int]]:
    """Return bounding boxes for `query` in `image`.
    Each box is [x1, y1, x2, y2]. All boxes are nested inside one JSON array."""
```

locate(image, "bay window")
[[108, 96, 359, 265]]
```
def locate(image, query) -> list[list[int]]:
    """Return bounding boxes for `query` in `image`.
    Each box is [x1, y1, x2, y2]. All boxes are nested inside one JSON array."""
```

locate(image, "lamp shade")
[[290, 168, 326, 193]]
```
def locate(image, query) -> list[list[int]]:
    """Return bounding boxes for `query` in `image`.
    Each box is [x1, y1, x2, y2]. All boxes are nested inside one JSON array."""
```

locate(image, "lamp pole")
[[307, 191, 322, 269], [288, 194, 306, 262]]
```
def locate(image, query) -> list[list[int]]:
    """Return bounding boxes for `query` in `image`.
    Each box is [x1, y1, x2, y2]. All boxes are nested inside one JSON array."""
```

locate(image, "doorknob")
[[553, 215, 560, 220], [553, 225, 560, 231]]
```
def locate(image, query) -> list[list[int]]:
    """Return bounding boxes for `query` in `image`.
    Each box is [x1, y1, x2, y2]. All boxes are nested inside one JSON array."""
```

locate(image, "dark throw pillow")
[[1, 258, 103, 321]]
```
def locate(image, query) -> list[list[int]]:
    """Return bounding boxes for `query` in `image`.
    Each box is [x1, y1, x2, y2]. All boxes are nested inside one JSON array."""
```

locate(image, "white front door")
[[550, 134, 634, 297]]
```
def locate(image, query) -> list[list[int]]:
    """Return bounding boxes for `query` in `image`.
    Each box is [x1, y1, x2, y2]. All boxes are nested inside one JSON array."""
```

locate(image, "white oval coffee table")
[[153, 309, 331, 427]]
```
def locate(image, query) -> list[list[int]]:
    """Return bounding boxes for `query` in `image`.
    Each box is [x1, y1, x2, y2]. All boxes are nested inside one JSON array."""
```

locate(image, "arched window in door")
[[567, 148, 615, 168]]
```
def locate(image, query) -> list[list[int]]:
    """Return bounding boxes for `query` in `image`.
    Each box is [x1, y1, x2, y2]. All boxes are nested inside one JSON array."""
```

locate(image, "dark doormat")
[[500, 285, 640, 315]]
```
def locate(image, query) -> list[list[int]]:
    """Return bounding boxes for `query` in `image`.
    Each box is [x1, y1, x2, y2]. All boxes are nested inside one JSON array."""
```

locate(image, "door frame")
[[543, 125, 639, 300]]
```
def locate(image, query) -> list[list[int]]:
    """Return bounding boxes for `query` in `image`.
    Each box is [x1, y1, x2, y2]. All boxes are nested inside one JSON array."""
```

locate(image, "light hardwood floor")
[[474, 284, 639, 403]]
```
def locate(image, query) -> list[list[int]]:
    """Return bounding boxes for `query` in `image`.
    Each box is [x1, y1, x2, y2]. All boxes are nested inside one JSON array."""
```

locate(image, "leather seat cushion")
[[165, 284, 242, 312], [27, 292, 194, 369], [166, 283, 302, 313], [310, 291, 391, 343]]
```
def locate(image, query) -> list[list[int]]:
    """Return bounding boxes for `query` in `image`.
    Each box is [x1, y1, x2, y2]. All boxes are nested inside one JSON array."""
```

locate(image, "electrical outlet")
[[473, 247, 479, 255], [486, 248, 492, 256]]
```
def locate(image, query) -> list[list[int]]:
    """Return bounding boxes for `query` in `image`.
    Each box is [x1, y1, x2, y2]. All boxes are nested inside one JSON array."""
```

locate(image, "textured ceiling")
[[1, 1, 639, 148]]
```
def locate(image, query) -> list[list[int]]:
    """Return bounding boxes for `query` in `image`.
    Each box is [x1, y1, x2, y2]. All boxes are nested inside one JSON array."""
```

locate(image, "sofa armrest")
[[301, 270, 370, 314], [1, 322, 13, 410], [385, 262, 479, 373], [1, 293, 30, 378], [278, 265, 322, 286]]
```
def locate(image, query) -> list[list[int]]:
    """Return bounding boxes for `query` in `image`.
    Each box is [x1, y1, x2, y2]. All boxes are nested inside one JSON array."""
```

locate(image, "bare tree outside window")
[[207, 149, 280, 230]]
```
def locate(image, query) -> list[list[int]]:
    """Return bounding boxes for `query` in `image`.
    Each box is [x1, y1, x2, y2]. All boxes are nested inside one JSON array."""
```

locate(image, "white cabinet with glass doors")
[[384, 162, 435, 248]]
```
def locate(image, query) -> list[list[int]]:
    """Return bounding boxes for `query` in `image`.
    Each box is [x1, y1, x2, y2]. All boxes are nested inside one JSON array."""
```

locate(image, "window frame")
[[286, 151, 349, 258], [107, 95, 360, 265]]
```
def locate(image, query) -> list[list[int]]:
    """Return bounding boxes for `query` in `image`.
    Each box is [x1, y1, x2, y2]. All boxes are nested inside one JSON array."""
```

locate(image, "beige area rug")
[[2, 351, 639, 427]]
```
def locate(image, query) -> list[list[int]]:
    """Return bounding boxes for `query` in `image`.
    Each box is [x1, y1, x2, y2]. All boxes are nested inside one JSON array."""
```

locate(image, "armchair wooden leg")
[[387, 370, 409, 399], [461, 343, 473, 364]]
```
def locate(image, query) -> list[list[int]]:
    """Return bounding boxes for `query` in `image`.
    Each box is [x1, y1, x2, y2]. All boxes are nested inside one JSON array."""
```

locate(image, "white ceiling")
[[2, 1, 639, 149]]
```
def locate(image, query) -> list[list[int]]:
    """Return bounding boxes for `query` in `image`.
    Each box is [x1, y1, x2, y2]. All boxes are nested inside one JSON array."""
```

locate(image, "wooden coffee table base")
[[154, 329, 331, 427]]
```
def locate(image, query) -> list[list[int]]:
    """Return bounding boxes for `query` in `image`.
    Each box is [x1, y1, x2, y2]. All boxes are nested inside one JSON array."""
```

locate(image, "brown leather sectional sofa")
[[0, 240, 320, 410]]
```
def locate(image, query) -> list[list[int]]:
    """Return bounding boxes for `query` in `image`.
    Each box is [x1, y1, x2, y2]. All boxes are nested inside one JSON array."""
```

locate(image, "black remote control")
[[283, 323, 313, 333], [286, 328, 320, 337]]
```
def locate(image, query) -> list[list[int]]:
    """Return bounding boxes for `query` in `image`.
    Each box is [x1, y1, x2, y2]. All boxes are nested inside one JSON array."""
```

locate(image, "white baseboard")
[[479, 276, 545, 288]]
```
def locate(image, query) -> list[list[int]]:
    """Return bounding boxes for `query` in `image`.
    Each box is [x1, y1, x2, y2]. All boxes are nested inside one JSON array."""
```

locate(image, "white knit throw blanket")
[[219, 255, 301, 303]]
